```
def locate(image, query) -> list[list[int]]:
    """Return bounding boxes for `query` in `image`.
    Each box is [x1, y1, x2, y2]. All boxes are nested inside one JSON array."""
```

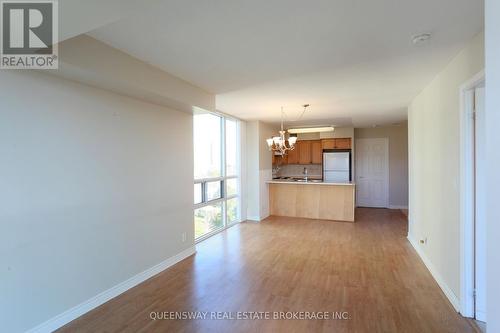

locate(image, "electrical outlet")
[[182, 232, 187, 242]]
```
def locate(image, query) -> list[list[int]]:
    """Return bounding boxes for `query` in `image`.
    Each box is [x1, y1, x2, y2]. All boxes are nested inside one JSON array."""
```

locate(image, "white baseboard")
[[389, 205, 408, 210], [407, 235, 460, 311], [476, 310, 486, 322], [260, 213, 270, 221], [27, 246, 196, 333], [246, 213, 270, 222]]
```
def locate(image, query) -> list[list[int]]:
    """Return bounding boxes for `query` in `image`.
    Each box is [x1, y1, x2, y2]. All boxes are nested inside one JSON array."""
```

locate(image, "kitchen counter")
[[267, 179, 355, 186], [268, 180, 356, 222]]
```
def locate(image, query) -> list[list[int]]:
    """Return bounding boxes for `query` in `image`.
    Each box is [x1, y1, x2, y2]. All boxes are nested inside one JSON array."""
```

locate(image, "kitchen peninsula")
[[267, 179, 355, 222]]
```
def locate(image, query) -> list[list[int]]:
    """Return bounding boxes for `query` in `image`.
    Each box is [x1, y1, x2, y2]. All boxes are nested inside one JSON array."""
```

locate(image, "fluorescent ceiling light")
[[288, 126, 334, 134]]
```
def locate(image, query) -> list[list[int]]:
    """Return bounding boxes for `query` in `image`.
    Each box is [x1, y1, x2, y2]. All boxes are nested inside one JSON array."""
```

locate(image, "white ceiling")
[[59, 0, 156, 42], [88, 0, 483, 127]]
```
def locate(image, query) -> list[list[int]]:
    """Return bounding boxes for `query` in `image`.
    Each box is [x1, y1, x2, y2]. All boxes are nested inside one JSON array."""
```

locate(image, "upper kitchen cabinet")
[[311, 140, 322, 164], [321, 138, 352, 150], [272, 139, 330, 165], [334, 138, 351, 149], [298, 141, 312, 164], [322, 139, 334, 150], [272, 152, 288, 165], [287, 144, 299, 164]]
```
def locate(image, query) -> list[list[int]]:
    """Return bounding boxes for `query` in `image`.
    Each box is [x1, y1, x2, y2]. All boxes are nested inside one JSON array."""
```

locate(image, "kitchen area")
[[267, 135, 356, 222]]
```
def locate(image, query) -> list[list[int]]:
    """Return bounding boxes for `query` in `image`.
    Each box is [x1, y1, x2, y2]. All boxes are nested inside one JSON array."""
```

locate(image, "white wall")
[[319, 127, 354, 140], [239, 121, 248, 221], [354, 123, 408, 208], [485, 1, 500, 330], [245, 121, 260, 220], [245, 121, 278, 221], [258, 122, 278, 219], [407, 32, 484, 308], [0, 71, 195, 332]]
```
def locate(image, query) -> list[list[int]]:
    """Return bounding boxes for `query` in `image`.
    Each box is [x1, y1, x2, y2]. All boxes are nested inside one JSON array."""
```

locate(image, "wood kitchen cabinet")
[[272, 153, 288, 165], [321, 138, 351, 150], [273, 139, 337, 165], [279, 153, 288, 165], [311, 140, 322, 164], [322, 139, 335, 150], [334, 138, 351, 149], [269, 182, 355, 222], [287, 144, 299, 164], [298, 141, 311, 164]]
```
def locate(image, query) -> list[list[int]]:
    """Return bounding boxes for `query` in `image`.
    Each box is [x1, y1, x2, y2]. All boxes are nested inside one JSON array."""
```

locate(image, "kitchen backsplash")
[[274, 164, 322, 178]]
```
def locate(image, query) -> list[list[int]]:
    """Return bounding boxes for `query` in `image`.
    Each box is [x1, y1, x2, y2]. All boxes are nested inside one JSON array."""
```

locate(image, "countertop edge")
[[266, 181, 355, 186]]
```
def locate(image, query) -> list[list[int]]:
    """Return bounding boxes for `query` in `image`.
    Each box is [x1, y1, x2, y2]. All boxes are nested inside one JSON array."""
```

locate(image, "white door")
[[474, 86, 486, 322], [355, 138, 389, 207]]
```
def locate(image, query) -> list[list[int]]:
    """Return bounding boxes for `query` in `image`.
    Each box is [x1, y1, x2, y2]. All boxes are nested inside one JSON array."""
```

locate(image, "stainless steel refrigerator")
[[323, 151, 351, 182]]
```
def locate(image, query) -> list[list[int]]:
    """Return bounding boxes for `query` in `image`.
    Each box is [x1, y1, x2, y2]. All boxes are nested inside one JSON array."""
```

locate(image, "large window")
[[194, 113, 240, 240]]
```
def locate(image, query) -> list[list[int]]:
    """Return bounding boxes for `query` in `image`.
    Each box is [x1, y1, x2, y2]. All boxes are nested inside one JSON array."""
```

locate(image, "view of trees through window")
[[193, 112, 240, 240]]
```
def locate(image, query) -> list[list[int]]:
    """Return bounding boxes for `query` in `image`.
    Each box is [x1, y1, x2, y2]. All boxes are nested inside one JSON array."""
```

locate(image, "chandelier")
[[266, 105, 309, 155]]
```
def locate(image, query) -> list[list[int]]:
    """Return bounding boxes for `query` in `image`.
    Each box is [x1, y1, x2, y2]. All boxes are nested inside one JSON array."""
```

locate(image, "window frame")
[[193, 112, 241, 242]]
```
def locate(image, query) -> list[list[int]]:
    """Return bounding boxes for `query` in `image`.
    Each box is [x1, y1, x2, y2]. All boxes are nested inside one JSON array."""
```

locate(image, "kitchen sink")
[[272, 177, 323, 183], [294, 178, 322, 183]]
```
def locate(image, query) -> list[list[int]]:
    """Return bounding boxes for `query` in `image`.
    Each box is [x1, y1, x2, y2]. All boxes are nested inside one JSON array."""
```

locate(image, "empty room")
[[1, 1, 500, 332]]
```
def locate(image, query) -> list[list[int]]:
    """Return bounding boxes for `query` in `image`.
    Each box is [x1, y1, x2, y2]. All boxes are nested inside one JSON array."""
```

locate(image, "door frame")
[[355, 138, 389, 208], [459, 69, 485, 318]]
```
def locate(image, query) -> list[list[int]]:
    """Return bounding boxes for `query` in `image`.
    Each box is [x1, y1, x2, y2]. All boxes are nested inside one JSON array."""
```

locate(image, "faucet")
[[303, 167, 308, 181], [272, 164, 281, 176]]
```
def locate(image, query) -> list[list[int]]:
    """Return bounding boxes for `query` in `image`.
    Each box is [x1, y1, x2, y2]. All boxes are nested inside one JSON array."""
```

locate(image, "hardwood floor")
[[58, 208, 476, 333]]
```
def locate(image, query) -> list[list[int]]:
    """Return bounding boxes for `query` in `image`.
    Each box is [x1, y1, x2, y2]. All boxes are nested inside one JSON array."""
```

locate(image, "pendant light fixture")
[[266, 104, 310, 155]]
